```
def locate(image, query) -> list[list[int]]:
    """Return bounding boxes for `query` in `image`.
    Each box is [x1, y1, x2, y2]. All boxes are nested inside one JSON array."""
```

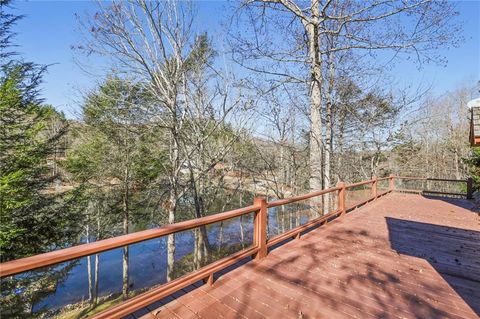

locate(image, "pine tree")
[[0, 2, 84, 316], [0, 1, 80, 262]]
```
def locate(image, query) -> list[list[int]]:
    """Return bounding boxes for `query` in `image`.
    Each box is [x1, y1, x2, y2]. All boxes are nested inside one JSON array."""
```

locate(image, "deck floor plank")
[[141, 193, 480, 319]]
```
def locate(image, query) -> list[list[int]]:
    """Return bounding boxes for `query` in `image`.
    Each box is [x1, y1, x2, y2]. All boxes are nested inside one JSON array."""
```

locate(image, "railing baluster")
[[206, 273, 214, 286], [337, 182, 346, 216], [372, 176, 378, 198], [253, 197, 268, 259], [389, 174, 395, 191]]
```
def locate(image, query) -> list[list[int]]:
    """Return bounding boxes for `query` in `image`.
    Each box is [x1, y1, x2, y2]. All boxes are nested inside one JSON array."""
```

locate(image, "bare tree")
[[79, 0, 250, 281], [248, 89, 309, 199], [392, 86, 473, 180], [180, 34, 249, 268], [233, 0, 461, 204], [78, 0, 202, 281]]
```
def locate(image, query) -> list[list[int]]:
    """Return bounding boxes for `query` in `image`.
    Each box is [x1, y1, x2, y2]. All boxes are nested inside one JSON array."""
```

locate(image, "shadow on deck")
[[387, 217, 480, 316]]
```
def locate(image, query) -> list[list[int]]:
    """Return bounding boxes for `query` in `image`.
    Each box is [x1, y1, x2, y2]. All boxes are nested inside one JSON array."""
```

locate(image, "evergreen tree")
[[0, 0, 80, 262], [0, 1, 83, 316], [65, 76, 164, 302]]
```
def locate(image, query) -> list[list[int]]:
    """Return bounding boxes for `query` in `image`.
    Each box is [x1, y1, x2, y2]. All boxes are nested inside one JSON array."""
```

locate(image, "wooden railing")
[[0, 175, 472, 318], [394, 176, 473, 199]]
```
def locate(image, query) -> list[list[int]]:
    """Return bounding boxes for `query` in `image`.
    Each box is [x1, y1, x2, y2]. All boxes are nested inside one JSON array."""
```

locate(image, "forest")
[[0, 0, 478, 318]]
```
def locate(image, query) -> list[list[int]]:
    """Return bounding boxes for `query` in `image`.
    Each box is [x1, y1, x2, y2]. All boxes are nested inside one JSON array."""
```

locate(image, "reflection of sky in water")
[[30, 203, 319, 313]]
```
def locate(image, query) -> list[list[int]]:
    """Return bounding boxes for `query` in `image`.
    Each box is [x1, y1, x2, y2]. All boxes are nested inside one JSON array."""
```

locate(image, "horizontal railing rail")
[[424, 178, 468, 182], [266, 186, 340, 208], [0, 174, 472, 318], [0, 204, 260, 278], [395, 176, 469, 182], [346, 179, 375, 188], [394, 176, 473, 199], [377, 177, 391, 181]]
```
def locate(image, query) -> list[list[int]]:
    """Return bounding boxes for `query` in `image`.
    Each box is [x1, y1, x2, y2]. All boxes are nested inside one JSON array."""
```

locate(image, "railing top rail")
[[267, 186, 340, 208], [345, 179, 374, 188], [425, 178, 468, 182], [395, 176, 468, 182], [0, 204, 259, 278], [395, 176, 428, 180]]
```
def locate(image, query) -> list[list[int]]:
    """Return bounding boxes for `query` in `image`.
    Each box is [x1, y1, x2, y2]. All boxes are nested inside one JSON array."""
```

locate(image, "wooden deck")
[[135, 193, 480, 319]]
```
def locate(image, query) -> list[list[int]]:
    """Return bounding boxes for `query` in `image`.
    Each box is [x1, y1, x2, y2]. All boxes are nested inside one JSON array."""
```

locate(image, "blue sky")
[[10, 0, 480, 118], [12, 0, 230, 117]]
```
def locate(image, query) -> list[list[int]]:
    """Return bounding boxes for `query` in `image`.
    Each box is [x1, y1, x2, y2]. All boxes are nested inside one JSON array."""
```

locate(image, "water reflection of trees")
[[1, 262, 77, 318]]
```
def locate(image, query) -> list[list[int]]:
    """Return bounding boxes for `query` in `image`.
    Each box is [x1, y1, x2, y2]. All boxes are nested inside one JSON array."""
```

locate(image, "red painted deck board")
[[140, 193, 480, 319]]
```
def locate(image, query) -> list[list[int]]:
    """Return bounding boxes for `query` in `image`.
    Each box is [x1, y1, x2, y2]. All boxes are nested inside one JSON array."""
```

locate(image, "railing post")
[[372, 176, 378, 198], [203, 273, 214, 286], [389, 174, 395, 192], [336, 182, 346, 216], [467, 177, 474, 200], [253, 197, 267, 260]]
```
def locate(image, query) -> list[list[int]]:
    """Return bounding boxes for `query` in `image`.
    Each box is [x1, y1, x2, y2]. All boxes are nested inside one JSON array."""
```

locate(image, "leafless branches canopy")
[[233, 0, 461, 204]]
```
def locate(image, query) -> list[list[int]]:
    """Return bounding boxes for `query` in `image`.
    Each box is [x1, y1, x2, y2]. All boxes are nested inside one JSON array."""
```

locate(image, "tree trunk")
[[122, 246, 129, 299], [86, 225, 93, 305], [336, 111, 346, 182], [122, 164, 130, 300], [307, 0, 323, 215], [194, 228, 200, 269], [188, 162, 211, 269], [94, 253, 99, 306], [324, 50, 335, 212], [94, 216, 100, 306], [217, 221, 224, 253], [166, 190, 176, 282], [239, 215, 245, 249], [454, 147, 460, 179], [167, 108, 179, 282]]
